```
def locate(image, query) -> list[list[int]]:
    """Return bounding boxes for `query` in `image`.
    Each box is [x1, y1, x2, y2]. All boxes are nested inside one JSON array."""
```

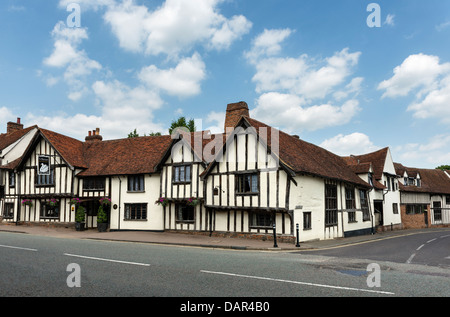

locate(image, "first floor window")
[[236, 173, 258, 195], [36, 168, 55, 186], [303, 212, 312, 230], [3, 203, 14, 219], [128, 175, 145, 192], [446, 196, 450, 206], [83, 177, 105, 191], [125, 203, 147, 220], [173, 165, 191, 183], [250, 212, 272, 228], [9, 172, 15, 188], [176, 204, 195, 222], [40, 200, 59, 218]]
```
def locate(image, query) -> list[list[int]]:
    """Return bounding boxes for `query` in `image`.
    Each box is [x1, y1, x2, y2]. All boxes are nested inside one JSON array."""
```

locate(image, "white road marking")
[[200, 270, 395, 295], [416, 244, 425, 251], [64, 253, 151, 267], [427, 238, 437, 244], [0, 244, 38, 252], [406, 253, 416, 264]]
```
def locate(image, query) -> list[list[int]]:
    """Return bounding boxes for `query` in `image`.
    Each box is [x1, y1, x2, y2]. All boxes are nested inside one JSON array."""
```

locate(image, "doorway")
[[373, 200, 383, 226]]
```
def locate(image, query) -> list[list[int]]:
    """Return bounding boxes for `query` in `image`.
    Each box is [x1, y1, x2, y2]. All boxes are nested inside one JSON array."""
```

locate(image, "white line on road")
[[416, 244, 425, 251], [427, 238, 437, 244], [200, 270, 395, 295], [406, 253, 416, 264], [64, 253, 151, 267], [0, 244, 38, 252]]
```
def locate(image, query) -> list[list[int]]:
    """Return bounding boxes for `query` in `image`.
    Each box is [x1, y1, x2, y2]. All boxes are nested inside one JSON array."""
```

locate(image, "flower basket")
[[187, 197, 199, 207], [69, 198, 81, 206], [46, 198, 58, 207], [21, 199, 33, 207], [155, 197, 169, 207], [99, 197, 111, 206]]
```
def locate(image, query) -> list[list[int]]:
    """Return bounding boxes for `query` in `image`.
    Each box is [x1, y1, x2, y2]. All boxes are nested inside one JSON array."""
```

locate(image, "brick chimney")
[[6, 118, 24, 134], [85, 128, 103, 142], [224, 101, 250, 131]]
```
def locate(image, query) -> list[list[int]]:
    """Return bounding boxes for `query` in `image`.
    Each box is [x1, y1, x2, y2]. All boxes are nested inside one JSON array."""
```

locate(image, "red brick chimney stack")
[[85, 128, 103, 142], [6, 118, 24, 134], [224, 101, 250, 132]]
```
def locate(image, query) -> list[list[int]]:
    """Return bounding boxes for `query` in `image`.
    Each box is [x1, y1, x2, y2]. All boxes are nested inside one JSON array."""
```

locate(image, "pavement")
[[0, 222, 448, 251]]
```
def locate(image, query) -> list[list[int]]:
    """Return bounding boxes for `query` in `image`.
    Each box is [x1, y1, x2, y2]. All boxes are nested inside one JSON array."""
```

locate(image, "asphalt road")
[[0, 231, 449, 302]]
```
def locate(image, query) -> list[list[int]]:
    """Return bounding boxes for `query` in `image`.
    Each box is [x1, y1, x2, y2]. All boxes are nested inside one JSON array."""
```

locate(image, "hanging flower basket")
[[69, 198, 81, 206], [46, 198, 59, 207], [155, 197, 169, 207], [21, 199, 33, 207], [99, 197, 111, 206], [186, 197, 199, 207]]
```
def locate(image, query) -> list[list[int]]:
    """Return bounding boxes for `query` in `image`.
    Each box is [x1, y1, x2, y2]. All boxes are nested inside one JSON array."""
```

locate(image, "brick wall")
[[400, 204, 430, 229]]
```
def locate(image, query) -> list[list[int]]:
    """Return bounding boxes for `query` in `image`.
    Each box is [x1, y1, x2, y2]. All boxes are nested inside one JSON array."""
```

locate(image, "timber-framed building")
[[1, 102, 449, 242]]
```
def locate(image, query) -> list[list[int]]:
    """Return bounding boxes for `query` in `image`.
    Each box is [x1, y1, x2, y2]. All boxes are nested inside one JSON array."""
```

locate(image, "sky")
[[0, 0, 450, 169]]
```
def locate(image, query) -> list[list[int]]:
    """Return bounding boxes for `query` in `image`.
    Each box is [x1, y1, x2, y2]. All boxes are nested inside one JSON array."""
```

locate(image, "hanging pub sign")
[[38, 156, 51, 176]]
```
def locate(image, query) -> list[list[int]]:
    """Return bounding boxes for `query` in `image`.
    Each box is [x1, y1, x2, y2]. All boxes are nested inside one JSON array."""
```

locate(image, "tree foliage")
[[128, 129, 162, 138], [169, 117, 196, 135], [436, 165, 450, 171]]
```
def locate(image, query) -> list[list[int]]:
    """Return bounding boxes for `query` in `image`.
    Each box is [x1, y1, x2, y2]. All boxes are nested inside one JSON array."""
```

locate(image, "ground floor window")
[[250, 212, 272, 228], [406, 204, 427, 215], [40, 200, 60, 219], [125, 203, 147, 220], [303, 212, 311, 230], [176, 204, 194, 222], [325, 184, 338, 227], [2, 203, 14, 219], [360, 190, 370, 221]]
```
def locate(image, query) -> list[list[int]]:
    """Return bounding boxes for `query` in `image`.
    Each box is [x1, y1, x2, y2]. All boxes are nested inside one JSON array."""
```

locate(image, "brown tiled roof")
[[79, 135, 173, 176], [342, 148, 388, 180], [394, 163, 450, 195], [40, 128, 87, 169]]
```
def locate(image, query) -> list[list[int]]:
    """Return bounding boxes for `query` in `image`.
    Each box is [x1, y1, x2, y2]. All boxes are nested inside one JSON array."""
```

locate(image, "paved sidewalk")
[[0, 223, 448, 251]]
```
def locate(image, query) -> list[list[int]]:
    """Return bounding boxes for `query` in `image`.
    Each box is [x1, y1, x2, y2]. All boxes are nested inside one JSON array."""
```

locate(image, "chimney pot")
[[224, 101, 250, 131], [85, 128, 103, 142]]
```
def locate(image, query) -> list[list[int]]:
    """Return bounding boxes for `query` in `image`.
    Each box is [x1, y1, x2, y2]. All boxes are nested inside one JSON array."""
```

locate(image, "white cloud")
[[251, 92, 360, 133], [0, 107, 16, 127], [378, 53, 450, 99], [103, 0, 251, 57], [26, 80, 165, 140], [138, 53, 206, 97], [203, 110, 225, 134], [245, 28, 293, 62], [246, 29, 363, 132], [393, 134, 450, 168], [43, 21, 102, 101], [249, 46, 361, 100], [320, 133, 379, 156], [379, 53, 450, 123]]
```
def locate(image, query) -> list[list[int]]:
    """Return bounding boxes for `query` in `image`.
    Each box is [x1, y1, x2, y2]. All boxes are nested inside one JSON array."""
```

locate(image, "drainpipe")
[[118, 176, 122, 231]]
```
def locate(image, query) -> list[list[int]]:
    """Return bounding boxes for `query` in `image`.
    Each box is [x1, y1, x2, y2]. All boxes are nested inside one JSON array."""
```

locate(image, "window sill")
[[127, 191, 146, 194], [123, 219, 148, 222]]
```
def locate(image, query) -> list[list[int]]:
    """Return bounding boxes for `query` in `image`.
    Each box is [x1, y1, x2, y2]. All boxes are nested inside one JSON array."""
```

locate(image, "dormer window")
[[368, 174, 373, 187], [416, 178, 421, 187]]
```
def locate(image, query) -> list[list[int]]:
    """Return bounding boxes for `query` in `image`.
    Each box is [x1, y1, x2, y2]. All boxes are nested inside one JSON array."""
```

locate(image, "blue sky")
[[1, 0, 450, 169]]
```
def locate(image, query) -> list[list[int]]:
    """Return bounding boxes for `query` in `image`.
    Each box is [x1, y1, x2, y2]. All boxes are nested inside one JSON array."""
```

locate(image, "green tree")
[[128, 129, 162, 138], [436, 165, 450, 170], [169, 117, 196, 135]]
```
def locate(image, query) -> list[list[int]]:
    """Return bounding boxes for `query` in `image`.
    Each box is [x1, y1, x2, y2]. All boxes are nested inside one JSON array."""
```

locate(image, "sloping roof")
[[0, 126, 37, 152], [394, 163, 450, 195], [40, 128, 87, 169], [79, 135, 173, 176], [202, 116, 370, 188], [342, 148, 389, 180]]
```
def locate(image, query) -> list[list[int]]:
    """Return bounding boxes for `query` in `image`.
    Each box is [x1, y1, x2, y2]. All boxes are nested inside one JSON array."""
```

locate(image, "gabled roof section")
[[202, 116, 370, 188], [0, 125, 37, 152], [343, 147, 389, 180], [394, 163, 450, 195], [39, 128, 87, 169]]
